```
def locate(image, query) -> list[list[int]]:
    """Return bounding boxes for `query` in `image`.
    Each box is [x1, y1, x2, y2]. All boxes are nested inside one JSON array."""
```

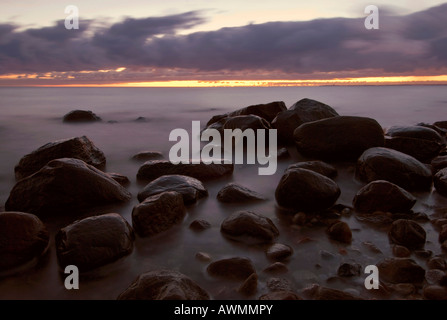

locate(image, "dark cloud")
[[0, 4, 446, 79]]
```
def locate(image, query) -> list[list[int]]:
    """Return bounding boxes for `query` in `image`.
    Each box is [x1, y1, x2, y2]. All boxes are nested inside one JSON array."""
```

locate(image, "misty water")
[[0, 86, 447, 299]]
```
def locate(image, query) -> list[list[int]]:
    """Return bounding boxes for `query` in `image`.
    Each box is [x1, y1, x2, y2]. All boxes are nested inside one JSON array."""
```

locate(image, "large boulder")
[[385, 125, 444, 143], [434, 168, 447, 197], [272, 98, 339, 144], [137, 160, 233, 182], [384, 136, 442, 162], [132, 191, 186, 237], [63, 110, 101, 123], [55, 213, 134, 273], [117, 269, 210, 300], [377, 258, 425, 284], [220, 211, 279, 244], [217, 183, 265, 203], [352, 180, 416, 213], [0, 212, 49, 272], [5, 158, 131, 217], [137, 175, 208, 204], [207, 257, 256, 281], [293, 116, 384, 161], [275, 168, 340, 212], [388, 219, 426, 249], [356, 147, 432, 192], [14, 136, 106, 181], [286, 160, 337, 179]]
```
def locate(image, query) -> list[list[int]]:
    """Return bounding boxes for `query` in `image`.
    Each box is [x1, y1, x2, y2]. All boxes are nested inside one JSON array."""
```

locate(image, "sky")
[[1, 0, 447, 86]]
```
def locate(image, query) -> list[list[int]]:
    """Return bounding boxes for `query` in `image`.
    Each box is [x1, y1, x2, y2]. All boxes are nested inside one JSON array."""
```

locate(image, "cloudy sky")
[[1, 0, 447, 86]]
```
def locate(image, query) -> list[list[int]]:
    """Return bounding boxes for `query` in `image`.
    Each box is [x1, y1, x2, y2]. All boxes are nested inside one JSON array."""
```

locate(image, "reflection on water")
[[0, 86, 447, 299]]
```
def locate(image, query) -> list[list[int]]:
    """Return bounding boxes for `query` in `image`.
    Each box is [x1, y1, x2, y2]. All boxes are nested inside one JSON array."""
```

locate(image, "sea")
[[0, 85, 447, 300]]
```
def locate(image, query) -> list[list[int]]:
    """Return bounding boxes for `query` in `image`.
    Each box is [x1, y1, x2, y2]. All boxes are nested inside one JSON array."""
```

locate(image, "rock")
[[189, 219, 211, 231], [195, 252, 212, 262], [439, 224, 447, 243], [352, 180, 416, 214], [216, 183, 265, 203], [207, 257, 256, 281], [287, 160, 337, 179], [393, 245, 411, 257], [386, 125, 444, 143], [275, 168, 340, 212], [263, 262, 288, 274], [14, 136, 106, 181], [292, 212, 307, 226], [327, 221, 352, 244], [137, 160, 233, 182], [384, 136, 442, 162], [303, 284, 362, 300], [434, 120, 447, 130], [5, 158, 131, 217], [337, 263, 362, 277], [132, 191, 186, 237], [377, 258, 425, 284], [388, 219, 426, 249], [117, 269, 210, 300], [55, 213, 134, 273], [266, 277, 293, 292], [427, 257, 447, 270], [220, 211, 279, 244], [207, 101, 286, 126], [259, 291, 302, 300], [272, 98, 339, 144], [423, 285, 447, 300], [294, 116, 384, 161], [425, 269, 446, 285], [434, 168, 447, 197], [277, 147, 290, 159], [222, 114, 271, 131], [107, 173, 130, 187], [356, 147, 432, 192], [265, 243, 293, 261], [131, 151, 164, 161], [0, 212, 49, 272], [137, 175, 208, 204], [431, 156, 447, 173], [63, 110, 101, 122], [238, 273, 258, 296]]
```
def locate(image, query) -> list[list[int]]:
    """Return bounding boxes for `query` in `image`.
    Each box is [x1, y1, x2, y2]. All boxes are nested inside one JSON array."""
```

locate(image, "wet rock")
[[137, 160, 233, 182], [259, 291, 302, 300], [237, 273, 258, 296], [107, 172, 130, 187], [431, 156, 447, 174], [425, 269, 446, 285], [337, 263, 362, 277], [327, 221, 352, 244], [195, 252, 212, 262], [434, 168, 447, 197], [389, 219, 426, 249], [377, 258, 425, 284], [393, 245, 411, 257], [5, 158, 131, 217], [0, 212, 49, 272], [131, 151, 164, 161], [277, 147, 290, 159], [263, 262, 288, 274], [56, 213, 134, 273], [392, 283, 416, 296], [220, 211, 279, 244], [320, 250, 336, 260], [207, 257, 256, 281], [294, 116, 384, 161], [303, 284, 362, 300], [362, 241, 382, 254], [117, 269, 210, 300], [287, 160, 337, 179], [216, 183, 265, 203], [63, 110, 101, 123], [356, 147, 432, 192], [132, 191, 186, 237], [272, 98, 338, 144], [439, 224, 447, 243], [427, 257, 447, 270], [221, 114, 271, 131], [275, 168, 340, 212], [423, 285, 447, 300], [266, 277, 293, 292], [189, 219, 211, 231], [353, 180, 416, 214], [386, 125, 444, 143], [137, 175, 208, 204], [292, 212, 307, 225], [14, 136, 106, 180], [434, 121, 447, 131], [265, 243, 293, 261], [384, 136, 442, 162]]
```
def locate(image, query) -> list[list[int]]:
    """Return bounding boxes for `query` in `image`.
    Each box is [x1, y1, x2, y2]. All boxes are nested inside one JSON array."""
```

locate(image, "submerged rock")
[[132, 191, 186, 237], [294, 116, 384, 161], [275, 168, 340, 212], [207, 257, 256, 281], [63, 110, 101, 123], [5, 158, 131, 217], [217, 183, 265, 203], [117, 269, 210, 300], [221, 211, 279, 244], [352, 180, 416, 213], [14, 136, 106, 180], [356, 147, 432, 192], [137, 175, 208, 204], [388, 219, 426, 250], [55, 213, 134, 273], [0, 212, 49, 272], [377, 258, 425, 284], [337, 263, 362, 277]]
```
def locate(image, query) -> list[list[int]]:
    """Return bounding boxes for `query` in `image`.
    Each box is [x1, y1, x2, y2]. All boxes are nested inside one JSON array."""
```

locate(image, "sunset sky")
[[1, 0, 447, 86]]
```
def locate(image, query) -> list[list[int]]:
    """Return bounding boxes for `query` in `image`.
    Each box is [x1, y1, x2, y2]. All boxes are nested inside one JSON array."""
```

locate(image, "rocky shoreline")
[[1, 98, 447, 300]]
